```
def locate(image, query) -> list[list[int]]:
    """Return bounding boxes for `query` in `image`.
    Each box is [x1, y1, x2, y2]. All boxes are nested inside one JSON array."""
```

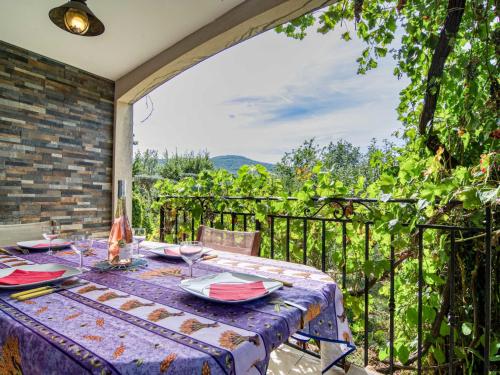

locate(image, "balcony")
[[157, 194, 496, 373]]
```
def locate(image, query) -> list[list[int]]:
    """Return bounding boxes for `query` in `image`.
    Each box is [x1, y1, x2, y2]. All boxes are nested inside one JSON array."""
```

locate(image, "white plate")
[[17, 239, 72, 251], [180, 272, 282, 304], [0, 263, 82, 290], [147, 244, 210, 260]]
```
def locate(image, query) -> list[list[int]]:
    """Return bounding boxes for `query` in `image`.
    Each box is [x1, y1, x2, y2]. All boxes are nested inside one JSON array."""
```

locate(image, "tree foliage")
[[276, 138, 396, 192], [152, 1, 498, 371]]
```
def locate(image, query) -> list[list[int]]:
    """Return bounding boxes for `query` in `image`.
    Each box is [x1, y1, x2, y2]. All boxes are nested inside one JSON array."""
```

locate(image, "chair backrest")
[[0, 221, 50, 247], [196, 225, 261, 256]]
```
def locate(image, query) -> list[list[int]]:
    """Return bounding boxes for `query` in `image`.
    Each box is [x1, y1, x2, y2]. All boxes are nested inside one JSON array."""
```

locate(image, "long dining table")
[[0, 240, 354, 374]]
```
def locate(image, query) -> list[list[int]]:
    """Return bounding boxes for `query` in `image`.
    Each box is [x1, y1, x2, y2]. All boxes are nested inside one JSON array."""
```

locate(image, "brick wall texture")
[[0, 41, 114, 234]]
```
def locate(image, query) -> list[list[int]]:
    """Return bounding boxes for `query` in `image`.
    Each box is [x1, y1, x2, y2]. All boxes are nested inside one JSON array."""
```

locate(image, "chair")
[[0, 221, 50, 247], [196, 225, 261, 256]]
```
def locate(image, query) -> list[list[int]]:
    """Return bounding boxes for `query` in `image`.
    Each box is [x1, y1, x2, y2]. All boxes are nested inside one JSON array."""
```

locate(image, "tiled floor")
[[267, 345, 344, 375], [267, 345, 381, 375]]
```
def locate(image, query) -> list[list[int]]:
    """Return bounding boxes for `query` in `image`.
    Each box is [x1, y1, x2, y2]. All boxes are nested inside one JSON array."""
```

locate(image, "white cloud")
[[133, 22, 407, 163]]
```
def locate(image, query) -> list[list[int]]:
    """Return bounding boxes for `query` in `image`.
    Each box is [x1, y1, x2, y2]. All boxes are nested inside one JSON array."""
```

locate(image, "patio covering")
[[0, 0, 336, 231]]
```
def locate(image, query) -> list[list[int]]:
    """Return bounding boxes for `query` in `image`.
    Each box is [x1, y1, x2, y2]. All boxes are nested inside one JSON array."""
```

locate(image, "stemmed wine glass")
[[42, 221, 60, 255], [179, 241, 204, 278], [71, 234, 92, 272], [132, 228, 146, 258]]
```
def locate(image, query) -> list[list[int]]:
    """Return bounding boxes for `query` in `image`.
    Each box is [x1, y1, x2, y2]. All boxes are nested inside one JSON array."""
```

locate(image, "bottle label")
[[119, 243, 132, 261]]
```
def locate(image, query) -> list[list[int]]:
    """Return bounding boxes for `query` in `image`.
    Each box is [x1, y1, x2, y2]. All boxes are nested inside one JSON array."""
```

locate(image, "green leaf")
[[397, 344, 410, 364], [341, 31, 352, 41], [379, 346, 389, 361], [431, 345, 446, 364], [462, 322, 473, 336], [439, 321, 450, 336], [375, 47, 387, 57]]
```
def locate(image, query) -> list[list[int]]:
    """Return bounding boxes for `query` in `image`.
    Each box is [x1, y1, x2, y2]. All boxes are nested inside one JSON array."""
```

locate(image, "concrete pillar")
[[112, 100, 133, 217]]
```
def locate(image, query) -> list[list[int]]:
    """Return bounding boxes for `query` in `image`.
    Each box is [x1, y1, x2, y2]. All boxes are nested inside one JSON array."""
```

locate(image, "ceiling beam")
[[115, 0, 335, 104]]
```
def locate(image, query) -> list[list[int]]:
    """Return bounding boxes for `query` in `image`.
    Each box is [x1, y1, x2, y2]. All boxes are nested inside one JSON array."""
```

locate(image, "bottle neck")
[[115, 195, 127, 218]]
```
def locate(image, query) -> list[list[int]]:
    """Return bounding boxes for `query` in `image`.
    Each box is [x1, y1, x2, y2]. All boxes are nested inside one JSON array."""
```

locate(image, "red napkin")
[[209, 281, 267, 301], [0, 269, 66, 285], [164, 247, 180, 256], [32, 242, 71, 248]]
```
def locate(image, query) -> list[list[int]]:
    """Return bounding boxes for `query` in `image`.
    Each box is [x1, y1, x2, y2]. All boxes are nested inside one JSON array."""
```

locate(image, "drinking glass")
[[179, 241, 204, 278], [71, 234, 91, 272], [132, 227, 146, 258], [42, 221, 60, 255]]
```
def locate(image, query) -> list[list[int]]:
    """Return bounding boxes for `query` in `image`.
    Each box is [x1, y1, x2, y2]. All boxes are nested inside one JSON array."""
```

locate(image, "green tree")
[[275, 1, 498, 371], [160, 150, 213, 181], [276, 138, 394, 192]]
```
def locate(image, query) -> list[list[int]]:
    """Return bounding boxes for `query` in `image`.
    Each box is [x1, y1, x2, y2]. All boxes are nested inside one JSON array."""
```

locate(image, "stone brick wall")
[[0, 41, 114, 235]]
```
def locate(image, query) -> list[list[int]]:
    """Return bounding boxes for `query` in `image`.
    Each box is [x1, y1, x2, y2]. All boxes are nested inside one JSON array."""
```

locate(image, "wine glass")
[[71, 234, 91, 272], [179, 241, 204, 278], [132, 228, 146, 258], [42, 221, 60, 255]]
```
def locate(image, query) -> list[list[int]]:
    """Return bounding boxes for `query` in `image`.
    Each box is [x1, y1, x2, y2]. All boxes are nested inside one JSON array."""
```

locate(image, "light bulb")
[[64, 8, 90, 35]]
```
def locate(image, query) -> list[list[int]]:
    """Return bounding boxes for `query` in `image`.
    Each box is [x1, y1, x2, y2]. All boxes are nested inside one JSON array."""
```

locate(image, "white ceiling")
[[0, 0, 244, 80]]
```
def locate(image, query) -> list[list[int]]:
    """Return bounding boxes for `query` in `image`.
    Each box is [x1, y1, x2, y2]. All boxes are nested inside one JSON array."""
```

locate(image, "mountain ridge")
[[211, 155, 275, 174]]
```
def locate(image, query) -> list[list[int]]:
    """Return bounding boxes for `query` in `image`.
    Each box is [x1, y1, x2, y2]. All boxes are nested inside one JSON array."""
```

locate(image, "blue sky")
[[133, 20, 407, 163]]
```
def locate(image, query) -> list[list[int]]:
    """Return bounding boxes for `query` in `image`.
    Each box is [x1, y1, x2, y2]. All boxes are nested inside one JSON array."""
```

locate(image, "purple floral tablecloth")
[[0, 241, 354, 374]]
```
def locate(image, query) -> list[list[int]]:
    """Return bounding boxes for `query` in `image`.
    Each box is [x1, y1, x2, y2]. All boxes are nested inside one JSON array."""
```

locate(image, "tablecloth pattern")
[[0, 241, 354, 374]]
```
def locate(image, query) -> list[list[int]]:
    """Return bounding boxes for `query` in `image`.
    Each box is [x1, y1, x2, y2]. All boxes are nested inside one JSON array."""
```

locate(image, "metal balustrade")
[[158, 195, 496, 374]]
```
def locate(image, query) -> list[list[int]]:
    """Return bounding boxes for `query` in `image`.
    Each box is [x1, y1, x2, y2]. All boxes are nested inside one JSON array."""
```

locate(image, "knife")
[[283, 300, 307, 312], [269, 278, 294, 287], [11, 281, 89, 301], [0, 248, 12, 255], [201, 255, 218, 261]]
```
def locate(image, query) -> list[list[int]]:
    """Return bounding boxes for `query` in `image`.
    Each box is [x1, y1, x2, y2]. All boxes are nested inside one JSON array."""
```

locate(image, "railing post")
[[302, 218, 307, 265], [159, 204, 165, 242], [321, 220, 326, 272], [174, 211, 178, 244], [484, 205, 492, 374], [286, 216, 290, 262], [417, 227, 424, 375], [342, 221, 347, 290], [255, 198, 261, 232], [270, 216, 275, 259], [389, 233, 395, 375], [364, 222, 369, 367], [449, 230, 456, 374], [191, 216, 195, 241]]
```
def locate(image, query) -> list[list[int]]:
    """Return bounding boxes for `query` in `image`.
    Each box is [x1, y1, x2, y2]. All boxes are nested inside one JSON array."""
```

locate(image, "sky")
[[133, 19, 407, 164]]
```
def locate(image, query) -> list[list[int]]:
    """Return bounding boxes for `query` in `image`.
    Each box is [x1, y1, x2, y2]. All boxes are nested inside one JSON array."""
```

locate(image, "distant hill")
[[211, 155, 275, 174]]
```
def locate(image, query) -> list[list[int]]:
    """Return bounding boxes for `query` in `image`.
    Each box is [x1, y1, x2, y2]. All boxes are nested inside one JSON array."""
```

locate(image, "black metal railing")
[[158, 195, 497, 374]]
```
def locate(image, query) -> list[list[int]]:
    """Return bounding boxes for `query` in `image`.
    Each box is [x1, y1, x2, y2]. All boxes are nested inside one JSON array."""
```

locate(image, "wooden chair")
[[0, 221, 50, 247], [196, 225, 261, 256]]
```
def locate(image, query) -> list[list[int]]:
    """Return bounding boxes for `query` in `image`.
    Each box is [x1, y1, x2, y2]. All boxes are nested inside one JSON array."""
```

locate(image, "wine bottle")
[[108, 180, 133, 265]]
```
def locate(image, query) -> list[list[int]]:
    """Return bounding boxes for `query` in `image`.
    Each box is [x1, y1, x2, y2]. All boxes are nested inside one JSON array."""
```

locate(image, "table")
[[0, 241, 354, 374]]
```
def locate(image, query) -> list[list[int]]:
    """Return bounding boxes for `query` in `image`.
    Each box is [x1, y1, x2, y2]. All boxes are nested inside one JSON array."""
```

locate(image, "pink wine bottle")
[[108, 180, 133, 265]]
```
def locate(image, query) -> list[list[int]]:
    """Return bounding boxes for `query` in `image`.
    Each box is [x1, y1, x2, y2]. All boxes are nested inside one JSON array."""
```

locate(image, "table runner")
[[0, 241, 354, 374]]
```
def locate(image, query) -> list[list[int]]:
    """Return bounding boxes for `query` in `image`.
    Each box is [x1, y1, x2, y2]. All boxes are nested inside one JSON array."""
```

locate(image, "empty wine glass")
[[179, 241, 204, 278], [132, 227, 146, 258], [71, 234, 91, 272], [42, 221, 60, 255]]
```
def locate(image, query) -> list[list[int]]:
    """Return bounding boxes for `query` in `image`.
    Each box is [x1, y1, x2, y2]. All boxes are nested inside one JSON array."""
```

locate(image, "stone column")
[[112, 100, 133, 217]]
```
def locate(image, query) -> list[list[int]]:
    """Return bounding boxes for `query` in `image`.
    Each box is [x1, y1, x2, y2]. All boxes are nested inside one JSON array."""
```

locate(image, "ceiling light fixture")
[[49, 0, 104, 36]]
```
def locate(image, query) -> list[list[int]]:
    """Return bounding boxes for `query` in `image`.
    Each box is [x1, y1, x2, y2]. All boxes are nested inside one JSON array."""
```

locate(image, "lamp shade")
[[49, 0, 104, 36]]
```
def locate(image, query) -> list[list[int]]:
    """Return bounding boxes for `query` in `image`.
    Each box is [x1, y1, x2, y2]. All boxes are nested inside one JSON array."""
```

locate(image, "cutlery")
[[283, 300, 307, 312], [9, 279, 87, 299], [269, 298, 307, 313], [269, 278, 293, 287], [0, 248, 11, 255], [17, 246, 29, 255], [11, 281, 89, 301], [201, 255, 218, 261]]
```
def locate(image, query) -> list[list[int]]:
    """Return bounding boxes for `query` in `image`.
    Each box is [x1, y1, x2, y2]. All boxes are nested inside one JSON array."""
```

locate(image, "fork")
[[16, 247, 29, 255]]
